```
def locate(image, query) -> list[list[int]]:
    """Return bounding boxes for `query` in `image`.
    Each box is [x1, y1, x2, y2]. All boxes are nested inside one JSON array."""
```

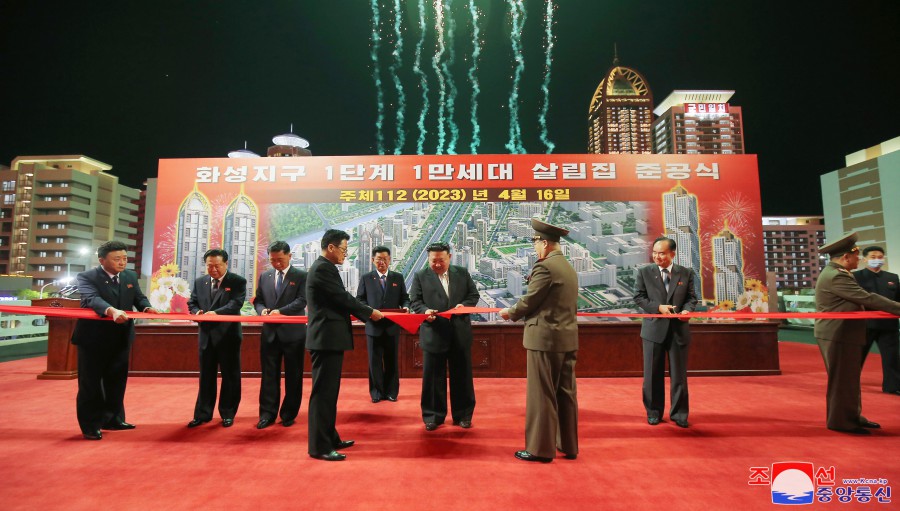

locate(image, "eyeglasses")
[[531, 237, 545, 242], [331, 245, 348, 254]]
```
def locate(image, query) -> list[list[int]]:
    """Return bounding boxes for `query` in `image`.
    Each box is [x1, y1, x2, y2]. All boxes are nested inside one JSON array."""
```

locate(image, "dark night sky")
[[1, 1, 898, 215]]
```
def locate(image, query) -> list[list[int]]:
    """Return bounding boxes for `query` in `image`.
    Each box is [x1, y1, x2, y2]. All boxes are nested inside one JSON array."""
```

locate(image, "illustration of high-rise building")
[[222, 189, 259, 298], [175, 185, 212, 285], [662, 184, 703, 298], [588, 52, 654, 154], [475, 218, 488, 244], [390, 218, 404, 250], [454, 222, 468, 250], [652, 90, 745, 155], [712, 223, 745, 305], [486, 202, 499, 222], [357, 226, 373, 275]]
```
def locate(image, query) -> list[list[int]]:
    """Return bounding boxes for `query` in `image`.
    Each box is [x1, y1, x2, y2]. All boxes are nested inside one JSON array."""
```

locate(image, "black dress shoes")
[[648, 417, 660, 426], [860, 419, 881, 429], [222, 418, 234, 427], [386, 396, 397, 402], [187, 419, 209, 428], [372, 397, 381, 403], [102, 421, 136, 430], [257, 418, 273, 430], [282, 418, 295, 427], [557, 448, 577, 460], [675, 419, 689, 428], [457, 420, 472, 429], [335, 440, 355, 450], [515, 450, 552, 463], [425, 422, 439, 431], [888, 390, 900, 396], [82, 430, 102, 440], [831, 427, 871, 435], [310, 451, 346, 461]]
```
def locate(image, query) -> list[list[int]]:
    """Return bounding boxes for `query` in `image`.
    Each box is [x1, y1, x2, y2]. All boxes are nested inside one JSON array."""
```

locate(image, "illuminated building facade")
[[588, 57, 654, 154], [821, 137, 900, 269], [653, 90, 745, 155], [762, 216, 825, 290], [4, 155, 140, 288]]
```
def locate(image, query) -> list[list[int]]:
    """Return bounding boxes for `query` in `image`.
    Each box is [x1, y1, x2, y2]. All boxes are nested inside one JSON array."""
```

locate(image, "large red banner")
[[152, 154, 763, 314]]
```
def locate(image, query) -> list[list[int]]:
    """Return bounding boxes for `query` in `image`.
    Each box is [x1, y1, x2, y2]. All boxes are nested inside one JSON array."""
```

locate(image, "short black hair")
[[426, 242, 451, 254], [203, 248, 229, 262], [372, 245, 391, 257], [269, 240, 291, 254], [653, 236, 676, 252], [97, 241, 128, 259], [321, 229, 350, 250], [863, 246, 885, 256]]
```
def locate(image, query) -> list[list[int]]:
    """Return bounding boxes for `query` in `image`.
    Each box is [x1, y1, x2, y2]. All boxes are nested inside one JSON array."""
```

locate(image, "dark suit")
[[633, 263, 698, 422], [507, 250, 579, 458], [71, 267, 151, 435], [356, 270, 410, 400], [306, 256, 374, 456], [254, 266, 307, 423], [854, 268, 900, 393], [409, 265, 480, 424], [815, 262, 900, 430], [187, 272, 246, 422]]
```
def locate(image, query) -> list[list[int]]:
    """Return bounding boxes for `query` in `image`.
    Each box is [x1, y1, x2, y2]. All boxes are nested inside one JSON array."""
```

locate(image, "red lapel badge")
[[127, 283, 133, 288], [225, 287, 231, 292]]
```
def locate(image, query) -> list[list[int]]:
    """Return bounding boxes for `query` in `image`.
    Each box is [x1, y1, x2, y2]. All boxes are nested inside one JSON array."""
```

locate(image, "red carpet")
[[1, 342, 898, 510]]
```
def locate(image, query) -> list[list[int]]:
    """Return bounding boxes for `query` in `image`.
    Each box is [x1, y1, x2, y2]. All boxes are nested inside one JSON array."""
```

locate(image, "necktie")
[[111, 274, 119, 285], [662, 268, 670, 293], [212, 278, 219, 291], [379, 274, 386, 290], [275, 271, 284, 294]]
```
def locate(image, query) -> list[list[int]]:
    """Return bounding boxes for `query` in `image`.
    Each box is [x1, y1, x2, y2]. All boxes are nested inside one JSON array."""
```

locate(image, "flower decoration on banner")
[[715, 299, 736, 312], [736, 278, 769, 313], [149, 263, 191, 313]]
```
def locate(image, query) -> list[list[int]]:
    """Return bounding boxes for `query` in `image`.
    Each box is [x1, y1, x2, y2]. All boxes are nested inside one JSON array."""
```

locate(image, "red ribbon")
[[436, 306, 898, 320], [1, 305, 896, 337]]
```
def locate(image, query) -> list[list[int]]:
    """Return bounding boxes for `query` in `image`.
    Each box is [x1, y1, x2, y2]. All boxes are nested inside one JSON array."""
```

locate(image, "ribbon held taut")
[[1, 305, 896, 337]]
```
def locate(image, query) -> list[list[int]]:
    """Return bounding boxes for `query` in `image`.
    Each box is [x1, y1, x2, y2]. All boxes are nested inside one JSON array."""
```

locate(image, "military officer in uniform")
[[814, 232, 900, 434], [500, 219, 579, 463]]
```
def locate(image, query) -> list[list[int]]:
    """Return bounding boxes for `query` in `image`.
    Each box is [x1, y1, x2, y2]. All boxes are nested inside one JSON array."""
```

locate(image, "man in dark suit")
[[854, 245, 900, 396], [306, 229, 383, 461], [253, 241, 308, 429], [500, 219, 579, 463], [186, 248, 247, 428], [815, 233, 900, 434], [409, 242, 480, 431], [356, 245, 410, 403], [633, 236, 698, 428], [71, 240, 157, 440]]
